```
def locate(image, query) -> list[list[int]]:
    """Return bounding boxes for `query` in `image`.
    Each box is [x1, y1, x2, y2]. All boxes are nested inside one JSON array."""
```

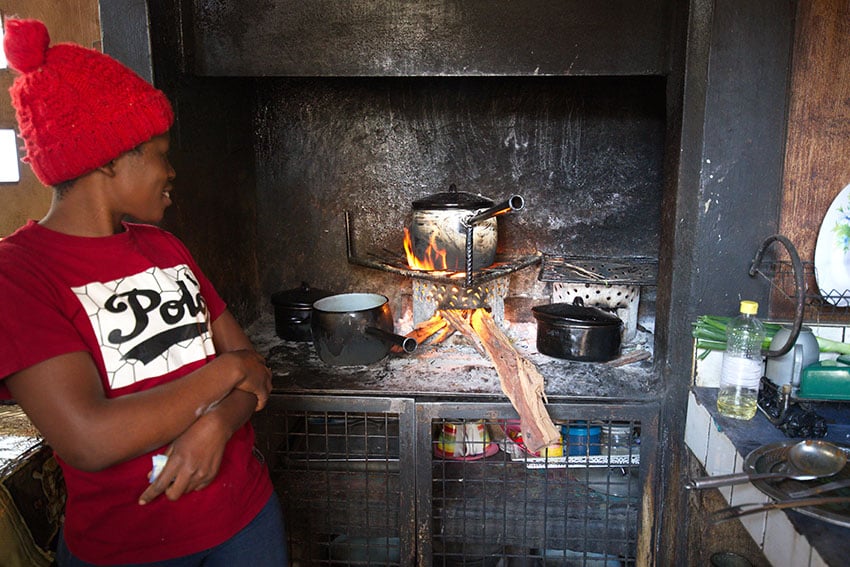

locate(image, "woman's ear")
[[97, 160, 118, 178]]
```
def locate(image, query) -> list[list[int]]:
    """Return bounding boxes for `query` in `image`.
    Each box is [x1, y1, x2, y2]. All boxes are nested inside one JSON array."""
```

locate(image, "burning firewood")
[[437, 310, 485, 356], [440, 309, 560, 453], [391, 313, 454, 353], [407, 313, 452, 344]]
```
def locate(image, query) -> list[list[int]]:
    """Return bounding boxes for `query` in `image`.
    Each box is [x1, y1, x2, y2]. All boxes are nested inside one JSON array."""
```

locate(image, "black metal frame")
[[253, 394, 659, 566]]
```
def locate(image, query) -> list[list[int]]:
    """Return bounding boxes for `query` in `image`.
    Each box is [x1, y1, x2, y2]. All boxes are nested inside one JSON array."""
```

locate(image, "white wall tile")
[[685, 392, 712, 465], [704, 425, 737, 502], [763, 514, 812, 567], [809, 547, 828, 567], [694, 349, 724, 387]]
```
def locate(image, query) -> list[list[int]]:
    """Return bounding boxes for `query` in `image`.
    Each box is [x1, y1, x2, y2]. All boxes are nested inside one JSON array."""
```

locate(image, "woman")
[[0, 18, 287, 566]]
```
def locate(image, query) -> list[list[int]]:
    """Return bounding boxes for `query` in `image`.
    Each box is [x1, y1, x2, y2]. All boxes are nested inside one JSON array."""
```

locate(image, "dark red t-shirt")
[[0, 221, 272, 564]]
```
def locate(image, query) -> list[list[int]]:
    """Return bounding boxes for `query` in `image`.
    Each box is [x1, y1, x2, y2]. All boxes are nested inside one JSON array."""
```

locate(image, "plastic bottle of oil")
[[716, 300, 765, 420]]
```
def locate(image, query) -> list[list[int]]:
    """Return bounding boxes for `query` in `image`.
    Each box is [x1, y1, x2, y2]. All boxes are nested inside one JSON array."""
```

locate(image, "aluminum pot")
[[407, 184, 523, 272], [532, 298, 623, 362], [270, 282, 334, 342], [311, 293, 416, 366]]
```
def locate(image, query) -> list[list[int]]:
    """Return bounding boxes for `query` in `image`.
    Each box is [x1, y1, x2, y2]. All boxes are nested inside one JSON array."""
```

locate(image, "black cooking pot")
[[271, 282, 334, 342], [311, 293, 416, 366], [532, 298, 623, 362]]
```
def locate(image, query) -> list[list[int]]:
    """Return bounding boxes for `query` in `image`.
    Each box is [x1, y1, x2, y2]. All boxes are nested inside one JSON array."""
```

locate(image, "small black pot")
[[271, 282, 334, 342], [532, 298, 623, 362]]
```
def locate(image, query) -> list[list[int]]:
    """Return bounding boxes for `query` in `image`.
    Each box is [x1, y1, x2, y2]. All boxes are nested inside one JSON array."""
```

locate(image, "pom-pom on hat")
[[3, 18, 174, 186]]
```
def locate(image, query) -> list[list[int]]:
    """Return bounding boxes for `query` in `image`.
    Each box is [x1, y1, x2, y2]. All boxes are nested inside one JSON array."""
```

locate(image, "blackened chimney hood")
[[190, 0, 672, 78]]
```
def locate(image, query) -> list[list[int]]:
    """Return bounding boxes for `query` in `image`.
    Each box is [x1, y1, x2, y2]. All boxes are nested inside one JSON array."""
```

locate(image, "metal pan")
[[739, 440, 850, 527], [686, 439, 846, 490], [311, 293, 416, 366]]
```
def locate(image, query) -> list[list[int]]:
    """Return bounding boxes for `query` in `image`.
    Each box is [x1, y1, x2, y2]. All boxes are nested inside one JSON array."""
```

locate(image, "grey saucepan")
[[311, 293, 416, 366]]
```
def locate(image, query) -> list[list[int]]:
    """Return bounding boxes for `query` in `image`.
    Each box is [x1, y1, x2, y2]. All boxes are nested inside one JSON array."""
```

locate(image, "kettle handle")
[[749, 234, 804, 358]]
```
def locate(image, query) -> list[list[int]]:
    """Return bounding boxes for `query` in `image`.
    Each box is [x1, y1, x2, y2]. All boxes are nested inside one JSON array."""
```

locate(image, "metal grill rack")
[[538, 255, 658, 286], [253, 396, 647, 566], [345, 210, 542, 288], [349, 250, 543, 287]]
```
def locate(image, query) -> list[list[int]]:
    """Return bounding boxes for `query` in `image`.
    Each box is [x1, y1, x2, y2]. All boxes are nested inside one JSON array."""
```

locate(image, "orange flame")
[[404, 228, 449, 271]]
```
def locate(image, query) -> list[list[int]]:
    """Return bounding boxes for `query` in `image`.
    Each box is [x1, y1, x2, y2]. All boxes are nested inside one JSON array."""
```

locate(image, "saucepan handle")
[[366, 327, 418, 353], [685, 471, 785, 490]]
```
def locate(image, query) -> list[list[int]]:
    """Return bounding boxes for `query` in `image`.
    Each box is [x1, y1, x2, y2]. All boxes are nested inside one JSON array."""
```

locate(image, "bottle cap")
[[739, 300, 758, 315]]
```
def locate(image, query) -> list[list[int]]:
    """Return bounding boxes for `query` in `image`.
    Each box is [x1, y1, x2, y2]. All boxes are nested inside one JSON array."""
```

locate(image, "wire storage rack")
[[430, 416, 641, 567], [254, 399, 413, 566], [253, 395, 651, 566], [754, 258, 850, 322]]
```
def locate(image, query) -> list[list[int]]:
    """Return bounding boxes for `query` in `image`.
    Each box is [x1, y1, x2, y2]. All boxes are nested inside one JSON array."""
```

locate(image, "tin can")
[[564, 422, 602, 456]]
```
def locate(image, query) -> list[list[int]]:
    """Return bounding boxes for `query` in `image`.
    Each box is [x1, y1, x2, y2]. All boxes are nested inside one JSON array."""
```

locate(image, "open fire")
[[400, 230, 560, 452], [403, 228, 448, 271]]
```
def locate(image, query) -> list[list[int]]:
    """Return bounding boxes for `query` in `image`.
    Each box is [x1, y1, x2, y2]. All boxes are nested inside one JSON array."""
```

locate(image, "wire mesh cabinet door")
[[418, 401, 658, 567], [253, 395, 417, 566]]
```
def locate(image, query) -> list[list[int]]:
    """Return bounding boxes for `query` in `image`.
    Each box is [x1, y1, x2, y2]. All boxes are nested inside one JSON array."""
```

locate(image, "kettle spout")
[[464, 194, 524, 226]]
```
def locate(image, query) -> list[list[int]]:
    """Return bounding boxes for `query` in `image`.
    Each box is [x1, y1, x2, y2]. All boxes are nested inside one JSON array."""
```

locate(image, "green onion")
[[692, 315, 850, 359], [692, 316, 780, 360], [814, 336, 850, 355]]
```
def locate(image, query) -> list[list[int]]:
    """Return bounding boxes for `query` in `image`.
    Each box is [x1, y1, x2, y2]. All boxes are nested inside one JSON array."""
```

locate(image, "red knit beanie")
[[3, 18, 174, 186]]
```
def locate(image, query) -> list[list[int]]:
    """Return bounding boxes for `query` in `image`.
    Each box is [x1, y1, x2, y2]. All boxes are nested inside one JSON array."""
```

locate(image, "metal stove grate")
[[539, 255, 658, 286], [345, 210, 541, 287], [348, 249, 542, 287]]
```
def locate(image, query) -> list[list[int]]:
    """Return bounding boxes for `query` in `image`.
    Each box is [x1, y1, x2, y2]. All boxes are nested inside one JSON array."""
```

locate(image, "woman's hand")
[[211, 310, 273, 411], [137, 414, 226, 504], [137, 389, 257, 504], [220, 349, 272, 411]]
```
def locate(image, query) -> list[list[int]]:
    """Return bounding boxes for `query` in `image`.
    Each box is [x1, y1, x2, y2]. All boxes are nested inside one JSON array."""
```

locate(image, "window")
[[1, 15, 18, 182], [0, 15, 6, 69], [0, 130, 20, 182]]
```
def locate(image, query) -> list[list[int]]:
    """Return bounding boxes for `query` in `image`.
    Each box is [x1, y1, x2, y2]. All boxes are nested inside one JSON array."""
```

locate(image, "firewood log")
[[391, 313, 450, 353], [441, 309, 560, 452]]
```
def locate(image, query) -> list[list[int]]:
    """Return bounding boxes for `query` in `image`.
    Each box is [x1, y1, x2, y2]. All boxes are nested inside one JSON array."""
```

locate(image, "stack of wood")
[[405, 309, 561, 453]]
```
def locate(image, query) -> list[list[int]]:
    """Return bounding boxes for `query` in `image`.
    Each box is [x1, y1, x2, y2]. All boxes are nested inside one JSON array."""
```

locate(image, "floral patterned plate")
[[814, 182, 850, 307]]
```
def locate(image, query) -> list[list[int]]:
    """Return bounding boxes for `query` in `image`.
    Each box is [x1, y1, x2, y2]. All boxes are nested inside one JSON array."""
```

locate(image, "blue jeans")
[[57, 495, 288, 566]]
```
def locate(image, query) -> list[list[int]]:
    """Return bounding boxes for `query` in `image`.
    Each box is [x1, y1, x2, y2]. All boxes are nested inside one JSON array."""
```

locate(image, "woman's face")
[[109, 133, 176, 225]]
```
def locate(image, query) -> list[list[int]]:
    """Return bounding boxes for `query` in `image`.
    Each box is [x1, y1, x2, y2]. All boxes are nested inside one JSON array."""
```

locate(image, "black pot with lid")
[[271, 281, 334, 342], [532, 297, 623, 362]]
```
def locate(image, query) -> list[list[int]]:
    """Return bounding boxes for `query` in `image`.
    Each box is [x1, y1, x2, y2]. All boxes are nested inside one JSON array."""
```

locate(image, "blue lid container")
[[563, 422, 602, 456]]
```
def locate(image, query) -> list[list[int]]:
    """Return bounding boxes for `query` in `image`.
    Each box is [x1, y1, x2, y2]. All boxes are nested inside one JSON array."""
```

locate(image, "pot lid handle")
[[412, 183, 494, 210]]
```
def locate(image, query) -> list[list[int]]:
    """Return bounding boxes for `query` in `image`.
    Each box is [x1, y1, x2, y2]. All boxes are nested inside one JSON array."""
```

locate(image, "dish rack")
[[749, 235, 850, 437], [749, 236, 850, 322]]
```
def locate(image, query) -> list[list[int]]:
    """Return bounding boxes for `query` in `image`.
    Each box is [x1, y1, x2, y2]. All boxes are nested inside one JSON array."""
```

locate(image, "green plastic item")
[[798, 360, 850, 400]]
